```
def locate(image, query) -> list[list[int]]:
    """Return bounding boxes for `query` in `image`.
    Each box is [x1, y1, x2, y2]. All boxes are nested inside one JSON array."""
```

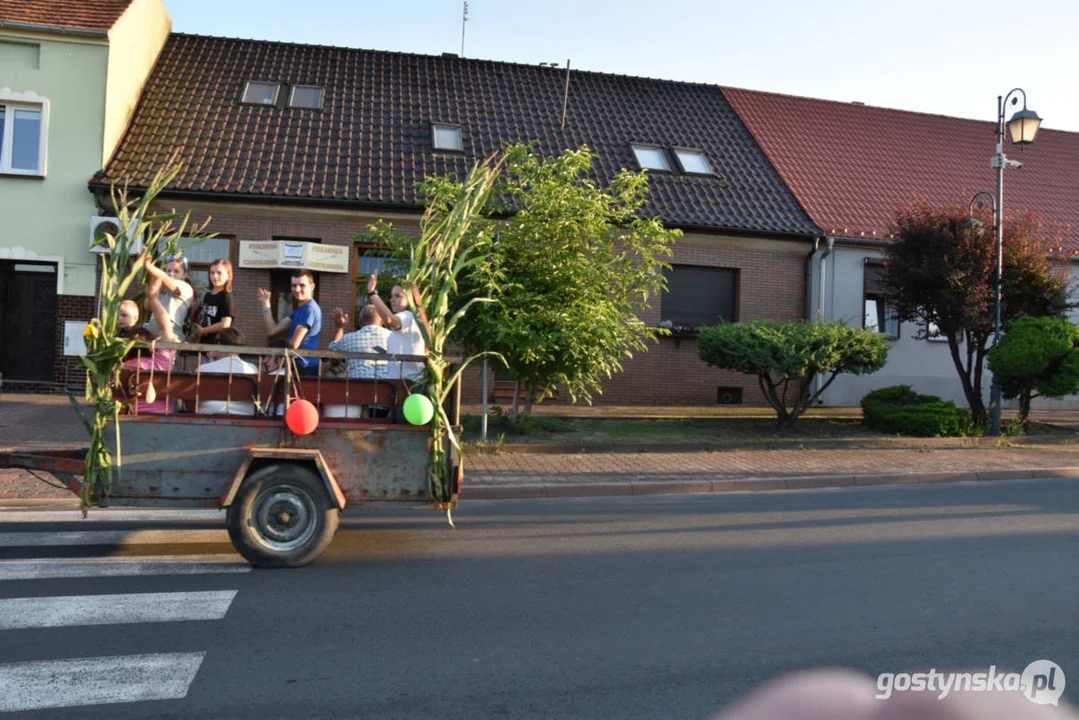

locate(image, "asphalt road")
[[1, 477, 1078, 719]]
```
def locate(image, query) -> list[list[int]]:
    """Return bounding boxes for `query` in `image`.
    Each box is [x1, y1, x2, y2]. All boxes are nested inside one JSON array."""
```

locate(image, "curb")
[[467, 434, 1079, 456], [463, 466, 1079, 500]]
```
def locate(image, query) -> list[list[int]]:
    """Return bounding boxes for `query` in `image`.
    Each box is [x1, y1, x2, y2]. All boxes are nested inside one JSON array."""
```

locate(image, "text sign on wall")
[[238, 241, 349, 273]]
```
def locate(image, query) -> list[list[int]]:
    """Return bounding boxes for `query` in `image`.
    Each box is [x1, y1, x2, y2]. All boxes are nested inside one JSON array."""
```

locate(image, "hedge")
[[861, 385, 975, 437]]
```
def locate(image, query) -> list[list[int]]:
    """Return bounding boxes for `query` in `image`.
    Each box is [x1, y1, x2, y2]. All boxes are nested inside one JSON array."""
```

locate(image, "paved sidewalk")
[[4, 392, 1079, 503]]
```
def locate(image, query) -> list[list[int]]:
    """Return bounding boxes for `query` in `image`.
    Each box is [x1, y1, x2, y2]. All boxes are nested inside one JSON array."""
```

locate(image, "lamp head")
[[1007, 107, 1042, 146]]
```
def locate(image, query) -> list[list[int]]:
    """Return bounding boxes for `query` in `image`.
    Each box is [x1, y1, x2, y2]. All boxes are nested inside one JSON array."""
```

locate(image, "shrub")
[[861, 385, 975, 437]]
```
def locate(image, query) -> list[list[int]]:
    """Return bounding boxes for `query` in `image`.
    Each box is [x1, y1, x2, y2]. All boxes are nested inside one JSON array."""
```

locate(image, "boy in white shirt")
[[197, 327, 259, 415]]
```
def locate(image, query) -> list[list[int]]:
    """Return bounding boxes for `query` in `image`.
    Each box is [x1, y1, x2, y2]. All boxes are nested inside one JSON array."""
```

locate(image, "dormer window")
[[432, 124, 463, 151], [289, 85, 323, 109], [241, 81, 279, 106], [674, 148, 712, 175], [631, 145, 670, 172]]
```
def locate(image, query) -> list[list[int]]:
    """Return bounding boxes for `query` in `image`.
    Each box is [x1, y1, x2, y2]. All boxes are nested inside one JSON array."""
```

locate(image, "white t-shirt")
[[144, 280, 194, 339], [197, 355, 259, 415], [386, 310, 426, 380]]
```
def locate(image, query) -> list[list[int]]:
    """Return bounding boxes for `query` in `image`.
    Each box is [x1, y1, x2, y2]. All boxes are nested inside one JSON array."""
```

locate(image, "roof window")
[[241, 81, 279, 106], [432, 124, 463, 151], [289, 85, 323, 110], [674, 148, 712, 175], [631, 145, 670, 172]]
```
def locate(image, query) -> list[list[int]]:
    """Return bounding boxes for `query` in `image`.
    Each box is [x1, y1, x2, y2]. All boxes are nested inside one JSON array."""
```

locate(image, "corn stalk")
[[406, 156, 503, 526], [71, 162, 211, 514]]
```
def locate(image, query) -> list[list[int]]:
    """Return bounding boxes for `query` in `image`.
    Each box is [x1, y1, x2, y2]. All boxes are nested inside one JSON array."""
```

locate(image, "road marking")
[[0, 590, 238, 629], [0, 529, 229, 547], [0, 509, 224, 523], [0, 652, 205, 712], [0, 555, 250, 581]]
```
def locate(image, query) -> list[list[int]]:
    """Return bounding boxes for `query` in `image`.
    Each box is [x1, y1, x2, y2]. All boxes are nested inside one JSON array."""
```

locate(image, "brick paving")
[[4, 393, 1079, 502]]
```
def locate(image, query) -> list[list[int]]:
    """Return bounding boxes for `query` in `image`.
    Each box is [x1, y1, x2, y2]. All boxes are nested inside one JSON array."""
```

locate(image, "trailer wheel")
[[226, 463, 339, 568]]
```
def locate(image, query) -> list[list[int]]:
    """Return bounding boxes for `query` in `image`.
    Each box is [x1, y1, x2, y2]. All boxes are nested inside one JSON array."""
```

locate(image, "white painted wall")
[[808, 241, 993, 408]]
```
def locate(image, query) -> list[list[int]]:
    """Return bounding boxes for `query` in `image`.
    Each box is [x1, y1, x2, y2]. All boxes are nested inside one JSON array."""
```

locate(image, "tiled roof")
[[95, 34, 819, 237], [723, 87, 1079, 251], [0, 0, 135, 34]]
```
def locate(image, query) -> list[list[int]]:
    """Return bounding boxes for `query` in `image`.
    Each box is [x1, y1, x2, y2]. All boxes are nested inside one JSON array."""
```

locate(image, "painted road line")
[[0, 652, 205, 712], [0, 529, 229, 547], [0, 509, 224, 523], [0, 590, 238, 629], [0, 555, 250, 581]]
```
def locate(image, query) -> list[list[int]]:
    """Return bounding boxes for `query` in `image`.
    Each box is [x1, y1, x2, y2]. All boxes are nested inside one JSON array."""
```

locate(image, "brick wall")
[[53, 294, 97, 389], [458, 233, 810, 406]]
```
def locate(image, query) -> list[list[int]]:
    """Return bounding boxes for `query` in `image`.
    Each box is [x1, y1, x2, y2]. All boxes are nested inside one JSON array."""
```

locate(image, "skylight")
[[631, 145, 670, 172], [432, 124, 463, 151], [289, 85, 323, 109], [674, 148, 712, 175], [242, 81, 279, 106]]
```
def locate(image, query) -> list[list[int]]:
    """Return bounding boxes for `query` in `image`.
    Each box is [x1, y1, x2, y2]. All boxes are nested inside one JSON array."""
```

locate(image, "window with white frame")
[[432, 123, 463, 151], [863, 262, 898, 339], [673, 148, 712, 175], [0, 90, 48, 176], [177, 236, 233, 293], [631, 144, 671, 172]]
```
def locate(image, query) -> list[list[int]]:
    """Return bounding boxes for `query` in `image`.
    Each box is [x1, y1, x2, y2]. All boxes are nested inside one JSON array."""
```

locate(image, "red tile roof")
[[94, 34, 819, 237], [0, 0, 135, 34], [723, 87, 1079, 251]]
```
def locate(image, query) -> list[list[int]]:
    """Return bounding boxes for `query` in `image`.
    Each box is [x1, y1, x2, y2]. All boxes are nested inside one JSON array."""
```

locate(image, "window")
[[673, 148, 712, 175], [0, 90, 48, 176], [661, 265, 738, 327], [863, 262, 898, 339], [432, 124, 462, 151], [177, 236, 233, 293], [241, 81, 279, 106], [631, 145, 670, 172], [289, 85, 323, 109]]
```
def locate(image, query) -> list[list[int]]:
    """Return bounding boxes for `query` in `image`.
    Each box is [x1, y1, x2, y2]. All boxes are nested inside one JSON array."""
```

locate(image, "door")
[[0, 262, 57, 381]]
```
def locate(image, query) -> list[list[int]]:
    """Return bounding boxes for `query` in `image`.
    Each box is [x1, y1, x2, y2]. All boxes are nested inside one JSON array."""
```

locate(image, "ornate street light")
[[984, 89, 1041, 434]]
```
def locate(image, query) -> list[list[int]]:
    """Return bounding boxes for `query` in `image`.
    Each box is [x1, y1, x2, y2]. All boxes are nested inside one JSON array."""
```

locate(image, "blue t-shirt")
[[289, 300, 322, 370]]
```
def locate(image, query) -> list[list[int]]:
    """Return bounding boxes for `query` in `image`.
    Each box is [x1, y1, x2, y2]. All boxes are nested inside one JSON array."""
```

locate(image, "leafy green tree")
[[987, 316, 1079, 430], [697, 320, 889, 428], [369, 144, 679, 419], [884, 200, 1070, 426]]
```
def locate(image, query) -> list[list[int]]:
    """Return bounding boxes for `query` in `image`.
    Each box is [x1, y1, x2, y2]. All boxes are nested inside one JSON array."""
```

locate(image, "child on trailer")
[[192, 258, 235, 345], [142, 254, 194, 341], [116, 284, 179, 414]]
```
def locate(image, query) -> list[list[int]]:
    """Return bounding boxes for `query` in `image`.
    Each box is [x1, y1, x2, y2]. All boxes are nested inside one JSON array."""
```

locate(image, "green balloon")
[[403, 393, 435, 425]]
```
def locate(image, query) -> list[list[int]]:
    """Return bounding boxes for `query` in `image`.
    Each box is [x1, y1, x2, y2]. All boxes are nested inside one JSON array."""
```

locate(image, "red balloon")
[[285, 399, 319, 435]]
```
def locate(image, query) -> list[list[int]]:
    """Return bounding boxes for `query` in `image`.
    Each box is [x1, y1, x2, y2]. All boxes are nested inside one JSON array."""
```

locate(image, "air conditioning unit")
[[89, 215, 144, 254]]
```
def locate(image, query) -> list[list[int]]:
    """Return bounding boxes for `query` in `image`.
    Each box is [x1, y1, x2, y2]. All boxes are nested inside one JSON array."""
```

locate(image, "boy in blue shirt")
[[257, 269, 322, 376]]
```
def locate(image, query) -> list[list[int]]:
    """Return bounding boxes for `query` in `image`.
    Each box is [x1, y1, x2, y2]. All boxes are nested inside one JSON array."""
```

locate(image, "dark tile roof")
[[0, 0, 135, 34], [723, 87, 1079, 251], [95, 33, 819, 237]]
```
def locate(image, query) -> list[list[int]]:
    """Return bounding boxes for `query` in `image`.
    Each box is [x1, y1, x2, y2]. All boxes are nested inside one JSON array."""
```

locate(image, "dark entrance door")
[[0, 262, 57, 381]]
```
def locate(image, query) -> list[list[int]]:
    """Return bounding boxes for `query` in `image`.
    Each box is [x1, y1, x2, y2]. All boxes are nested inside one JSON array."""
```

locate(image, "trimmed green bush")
[[861, 385, 975, 437]]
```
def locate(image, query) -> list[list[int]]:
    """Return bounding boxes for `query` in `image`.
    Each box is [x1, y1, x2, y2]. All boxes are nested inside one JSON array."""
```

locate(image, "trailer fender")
[[220, 448, 346, 510]]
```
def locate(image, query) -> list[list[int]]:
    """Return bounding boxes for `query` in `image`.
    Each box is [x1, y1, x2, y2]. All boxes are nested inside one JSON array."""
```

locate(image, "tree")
[[884, 200, 1070, 426], [376, 143, 679, 419], [697, 320, 889, 428], [987, 316, 1079, 430]]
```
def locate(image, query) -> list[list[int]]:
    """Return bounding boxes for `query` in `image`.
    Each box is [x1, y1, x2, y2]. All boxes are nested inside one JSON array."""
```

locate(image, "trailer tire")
[[227, 463, 339, 568]]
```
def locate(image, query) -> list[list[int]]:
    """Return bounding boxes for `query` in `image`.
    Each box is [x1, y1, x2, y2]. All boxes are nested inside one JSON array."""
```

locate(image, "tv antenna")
[[460, 1, 469, 56]]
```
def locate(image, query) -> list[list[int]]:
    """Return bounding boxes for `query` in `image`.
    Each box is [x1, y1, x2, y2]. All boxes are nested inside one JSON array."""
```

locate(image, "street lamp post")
[[986, 89, 1042, 435]]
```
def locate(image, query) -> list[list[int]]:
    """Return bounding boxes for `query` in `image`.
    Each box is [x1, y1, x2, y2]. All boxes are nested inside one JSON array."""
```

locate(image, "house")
[[724, 87, 1079, 408], [0, 0, 170, 388], [90, 33, 823, 405]]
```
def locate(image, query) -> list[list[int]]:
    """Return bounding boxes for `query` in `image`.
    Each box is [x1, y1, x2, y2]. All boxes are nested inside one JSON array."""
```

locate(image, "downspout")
[[818, 236, 835, 320], [812, 237, 836, 400], [804, 237, 823, 320]]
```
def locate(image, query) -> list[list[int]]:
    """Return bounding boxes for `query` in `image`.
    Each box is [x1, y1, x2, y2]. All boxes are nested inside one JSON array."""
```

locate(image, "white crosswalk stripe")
[[0, 590, 238, 629], [0, 653, 206, 712], [0, 513, 245, 713]]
